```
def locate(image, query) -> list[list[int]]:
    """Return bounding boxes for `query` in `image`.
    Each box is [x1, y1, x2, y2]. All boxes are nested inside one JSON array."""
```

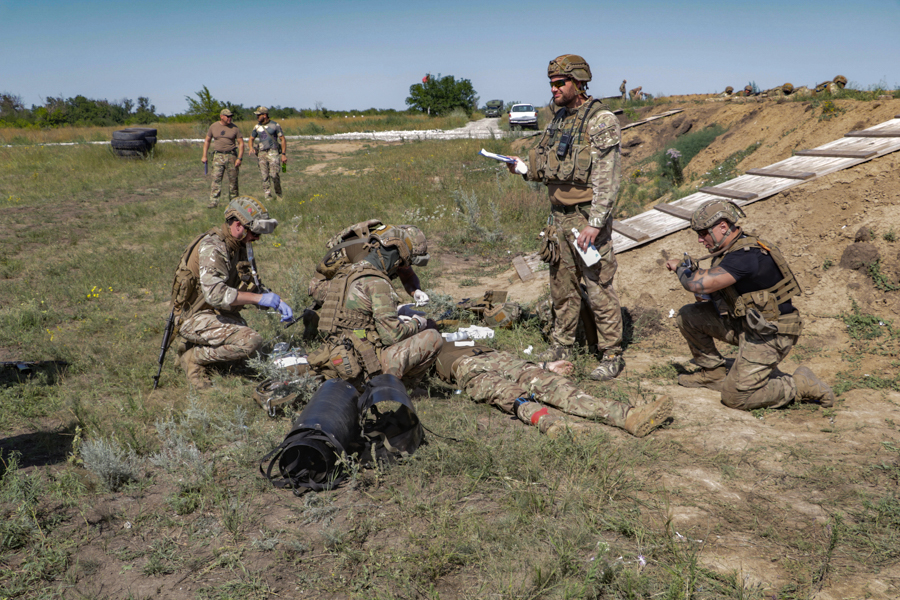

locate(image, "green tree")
[[184, 85, 224, 124], [406, 73, 477, 116]]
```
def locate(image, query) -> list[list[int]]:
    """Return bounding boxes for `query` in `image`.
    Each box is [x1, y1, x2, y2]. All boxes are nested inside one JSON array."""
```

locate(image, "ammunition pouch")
[[539, 224, 561, 264], [483, 302, 522, 329]]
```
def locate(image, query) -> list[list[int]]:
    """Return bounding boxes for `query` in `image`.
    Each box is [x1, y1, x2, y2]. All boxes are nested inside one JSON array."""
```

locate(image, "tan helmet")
[[833, 75, 847, 87], [547, 54, 592, 82], [782, 82, 794, 94], [371, 224, 430, 267], [724, 86, 734, 94], [224, 196, 278, 235], [691, 200, 746, 232]]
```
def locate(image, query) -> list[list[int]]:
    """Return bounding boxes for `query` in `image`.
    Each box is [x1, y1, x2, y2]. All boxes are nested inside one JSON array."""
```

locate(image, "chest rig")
[[314, 263, 393, 380], [528, 98, 608, 186], [711, 236, 802, 335]]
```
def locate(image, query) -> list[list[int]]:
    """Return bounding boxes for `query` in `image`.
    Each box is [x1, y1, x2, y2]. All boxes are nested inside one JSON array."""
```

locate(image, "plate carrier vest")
[[528, 97, 609, 186]]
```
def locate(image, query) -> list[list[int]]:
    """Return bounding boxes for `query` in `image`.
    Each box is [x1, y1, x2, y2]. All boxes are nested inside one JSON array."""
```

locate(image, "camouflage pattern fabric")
[[251, 121, 283, 152], [210, 152, 239, 205], [549, 213, 623, 355], [379, 329, 443, 383], [675, 301, 798, 410], [256, 148, 282, 200], [453, 351, 629, 426], [177, 231, 262, 366], [179, 312, 262, 365]]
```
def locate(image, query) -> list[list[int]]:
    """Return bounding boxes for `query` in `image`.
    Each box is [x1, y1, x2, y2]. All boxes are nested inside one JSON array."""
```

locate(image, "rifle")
[[153, 311, 176, 390]]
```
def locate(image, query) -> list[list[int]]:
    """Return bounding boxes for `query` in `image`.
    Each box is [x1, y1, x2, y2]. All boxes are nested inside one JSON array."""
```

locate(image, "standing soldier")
[[249, 106, 287, 201], [619, 79, 627, 101], [664, 200, 835, 411], [508, 54, 625, 381], [202, 109, 244, 209], [172, 196, 293, 389]]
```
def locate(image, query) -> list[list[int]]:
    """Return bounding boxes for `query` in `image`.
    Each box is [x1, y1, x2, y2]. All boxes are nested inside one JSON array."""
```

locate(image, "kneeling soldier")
[[664, 200, 834, 410]]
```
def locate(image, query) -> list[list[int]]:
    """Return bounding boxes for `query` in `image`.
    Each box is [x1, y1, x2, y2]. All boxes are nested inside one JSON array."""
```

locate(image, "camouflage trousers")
[[454, 352, 630, 430], [380, 328, 443, 384], [675, 302, 799, 410], [549, 209, 623, 355], [256, 148, 282, 200], [178, 311, 262, 365], [209, 151, 239, 204]]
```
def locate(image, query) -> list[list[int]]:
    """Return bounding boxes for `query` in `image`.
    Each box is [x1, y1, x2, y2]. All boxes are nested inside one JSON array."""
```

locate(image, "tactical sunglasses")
[[549, 79, 570, 89]]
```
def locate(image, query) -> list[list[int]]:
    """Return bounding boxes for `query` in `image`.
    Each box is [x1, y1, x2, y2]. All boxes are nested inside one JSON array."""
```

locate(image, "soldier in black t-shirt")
[[663, 200, 834, 411]]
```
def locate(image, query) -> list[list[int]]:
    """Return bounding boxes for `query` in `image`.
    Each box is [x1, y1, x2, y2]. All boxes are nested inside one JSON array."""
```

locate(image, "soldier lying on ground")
[[664, 200, 835, 411], [433, 340, 673, 437]]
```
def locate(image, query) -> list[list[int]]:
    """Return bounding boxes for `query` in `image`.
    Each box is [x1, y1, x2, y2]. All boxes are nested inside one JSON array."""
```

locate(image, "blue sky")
[[2, 0, 897, 115]]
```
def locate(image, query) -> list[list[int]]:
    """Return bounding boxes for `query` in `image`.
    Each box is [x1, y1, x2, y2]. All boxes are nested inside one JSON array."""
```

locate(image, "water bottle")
[[281, 161, 286, 173], [571, 228, 602, 266]]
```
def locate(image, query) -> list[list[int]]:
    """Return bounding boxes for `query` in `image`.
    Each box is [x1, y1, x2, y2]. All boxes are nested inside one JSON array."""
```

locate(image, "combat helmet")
[[691, 200, 746, 231], [833, 75, 847, 87], [547, 54, 592, 82], [224, 196, 278, 235], [371, 225, 430, 268]]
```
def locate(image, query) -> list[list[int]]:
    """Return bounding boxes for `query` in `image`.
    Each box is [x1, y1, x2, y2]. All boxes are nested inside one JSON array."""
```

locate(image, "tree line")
[[1, 74, 480, 129]]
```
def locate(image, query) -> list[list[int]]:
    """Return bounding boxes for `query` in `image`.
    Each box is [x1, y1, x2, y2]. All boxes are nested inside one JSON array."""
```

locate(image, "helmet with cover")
[[547, 54, 592, 82], [371, 225, 430, 268], [833, 75, 847, 87], [691, 200, 746, 232], [224, 196, 278, 235]]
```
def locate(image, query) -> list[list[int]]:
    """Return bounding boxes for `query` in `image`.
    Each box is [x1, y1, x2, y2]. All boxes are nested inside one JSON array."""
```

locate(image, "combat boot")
[[590, 355, 625, 381], [207, 200, 219, 209], [545, 420, 594, 439], [677, 365, 727, 390], [622, 395, 673, 437], [793, 366, 835, 407], [536, 345, 573, 362], [181, 347, 211, 390]]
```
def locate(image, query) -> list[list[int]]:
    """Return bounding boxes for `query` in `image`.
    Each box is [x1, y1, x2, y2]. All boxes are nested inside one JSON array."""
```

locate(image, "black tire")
[[112, 127, 157, 141], [112, 148, 148, 158], [144, 136, 157, 146], [111, 139, 150, 150]]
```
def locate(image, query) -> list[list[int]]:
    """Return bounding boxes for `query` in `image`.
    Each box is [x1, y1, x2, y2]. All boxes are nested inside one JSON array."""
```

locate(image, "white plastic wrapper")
[[273, 355, 308, 368]]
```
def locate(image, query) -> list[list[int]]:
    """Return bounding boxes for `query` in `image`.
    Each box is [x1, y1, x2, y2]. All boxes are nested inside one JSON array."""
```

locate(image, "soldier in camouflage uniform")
[[619, 79, 627, 101], [309, 225, 442, 391], [434, 341, 672, 437], [202, 109, 245, 209], [664, 200, 835, 411], [249, 107, 286, 201], [508, 54, 625, 382], [173, 197, 293, 389]]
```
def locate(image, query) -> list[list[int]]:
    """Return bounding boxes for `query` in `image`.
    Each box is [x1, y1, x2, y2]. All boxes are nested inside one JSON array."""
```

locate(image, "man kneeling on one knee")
[[664, 200, 834, 410]]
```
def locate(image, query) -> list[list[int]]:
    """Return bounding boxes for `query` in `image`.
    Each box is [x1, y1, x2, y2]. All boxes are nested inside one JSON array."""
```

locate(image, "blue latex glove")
[[258, 292, 281, 309], [276, 300, 294, 323]]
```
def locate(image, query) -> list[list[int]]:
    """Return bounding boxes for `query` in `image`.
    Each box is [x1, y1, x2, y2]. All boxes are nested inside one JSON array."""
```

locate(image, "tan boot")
[[623, 395, 673, 437], [678, 365, 727, 390], [793, 366, 835, 407], [545, 420, 594, 439], [181, 347, 211, 390]]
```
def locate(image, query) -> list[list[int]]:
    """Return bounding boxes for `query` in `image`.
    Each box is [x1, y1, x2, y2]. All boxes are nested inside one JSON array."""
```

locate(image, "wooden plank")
[[612, 219, 650, 242], [512, 256, 534, 282], [653, 203, 694, 220], [845, 130, 900, 138], [795, 149, 877, 159], [745, 168, 816, 180], [698, 186, 759, 201]]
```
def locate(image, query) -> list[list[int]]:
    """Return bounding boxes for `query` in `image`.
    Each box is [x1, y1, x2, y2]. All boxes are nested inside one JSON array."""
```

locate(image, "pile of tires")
[[111, 127, 157, 157]]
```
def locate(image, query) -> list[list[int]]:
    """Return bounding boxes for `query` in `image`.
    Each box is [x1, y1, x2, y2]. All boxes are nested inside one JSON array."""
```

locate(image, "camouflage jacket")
[[197, 229, 248, 313], [343, 274, 419, 346], [525, 97, 621, 229]]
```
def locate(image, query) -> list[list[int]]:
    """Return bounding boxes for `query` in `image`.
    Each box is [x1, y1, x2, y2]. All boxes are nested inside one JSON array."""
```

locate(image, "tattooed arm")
[[665, 259, 737, 293]]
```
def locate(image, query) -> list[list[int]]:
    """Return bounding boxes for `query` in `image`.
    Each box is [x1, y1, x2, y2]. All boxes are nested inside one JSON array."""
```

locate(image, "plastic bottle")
[[570, 228, 602, 266], [281, 161, 287, 173]]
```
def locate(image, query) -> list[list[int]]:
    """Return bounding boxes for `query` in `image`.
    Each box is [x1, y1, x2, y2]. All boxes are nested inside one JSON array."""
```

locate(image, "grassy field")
[[1, 122, 897, 599]]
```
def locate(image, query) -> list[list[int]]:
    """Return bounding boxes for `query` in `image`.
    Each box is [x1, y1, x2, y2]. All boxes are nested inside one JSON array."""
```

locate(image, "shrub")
[[80, 438, 141, 491]]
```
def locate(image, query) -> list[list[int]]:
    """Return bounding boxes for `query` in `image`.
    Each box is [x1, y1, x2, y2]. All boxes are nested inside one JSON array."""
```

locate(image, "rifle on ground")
[[153, 311, 176, 390]]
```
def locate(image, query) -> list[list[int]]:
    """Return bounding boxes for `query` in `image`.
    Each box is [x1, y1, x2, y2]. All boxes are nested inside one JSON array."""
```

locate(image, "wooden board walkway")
[[612, 116, 900, 252]]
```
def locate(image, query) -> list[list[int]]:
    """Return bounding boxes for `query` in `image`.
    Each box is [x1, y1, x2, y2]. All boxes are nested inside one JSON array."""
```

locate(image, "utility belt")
[[214, 149, 237, 155], [550, 201, 591, 215]]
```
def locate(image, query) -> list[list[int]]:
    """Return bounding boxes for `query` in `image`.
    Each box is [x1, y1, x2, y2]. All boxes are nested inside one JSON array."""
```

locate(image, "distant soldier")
[[720, 86, 734, 97], [202, 109, 244, 209], [249, 106, 287, 202], [173, 197, 293, 389], [629, 86, 643, 100], [664, 200, 835, 411], [309, 225, 441, 391], [434, 340, 673, 437], [619, 79, 627, 101], [506, 54, 626, 382], [817, 75, 848, 95]]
